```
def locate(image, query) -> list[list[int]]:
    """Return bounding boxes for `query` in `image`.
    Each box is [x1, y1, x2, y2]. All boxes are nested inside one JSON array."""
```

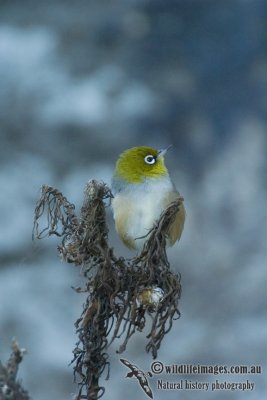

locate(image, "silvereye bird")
[[111, 146, 185, 251]]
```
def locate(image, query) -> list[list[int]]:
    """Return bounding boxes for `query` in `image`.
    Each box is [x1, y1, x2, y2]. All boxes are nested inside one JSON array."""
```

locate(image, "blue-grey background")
[[0, 0, 266, 399]]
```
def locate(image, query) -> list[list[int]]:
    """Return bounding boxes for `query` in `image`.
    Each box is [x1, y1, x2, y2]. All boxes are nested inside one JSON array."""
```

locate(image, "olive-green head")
[[113, 146, 171, 185]]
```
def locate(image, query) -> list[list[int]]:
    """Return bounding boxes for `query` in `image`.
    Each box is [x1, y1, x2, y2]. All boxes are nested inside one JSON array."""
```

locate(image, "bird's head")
[[113, 146, 171, 184]]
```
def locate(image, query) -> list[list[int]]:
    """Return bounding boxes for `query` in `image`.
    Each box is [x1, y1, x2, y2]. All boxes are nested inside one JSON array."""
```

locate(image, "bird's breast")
[[112, 179, 179, 250]]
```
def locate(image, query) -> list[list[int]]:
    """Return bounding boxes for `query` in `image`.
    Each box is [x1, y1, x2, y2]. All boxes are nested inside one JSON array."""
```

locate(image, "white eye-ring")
[[144, 155, 156, 165]]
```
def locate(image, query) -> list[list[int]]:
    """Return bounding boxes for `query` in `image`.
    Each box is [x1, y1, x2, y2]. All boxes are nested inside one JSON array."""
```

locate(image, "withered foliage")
[[0, 340, 29, 400], [33, 180, 183, 400]]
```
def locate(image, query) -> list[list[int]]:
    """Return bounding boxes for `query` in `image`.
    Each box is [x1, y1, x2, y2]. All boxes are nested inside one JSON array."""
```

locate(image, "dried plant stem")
[[0, 340, 29, 400], [33, 180, 183, 399]]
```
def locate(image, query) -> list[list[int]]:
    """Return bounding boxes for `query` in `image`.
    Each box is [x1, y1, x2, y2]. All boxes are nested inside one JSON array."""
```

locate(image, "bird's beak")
[[157, 144, 173, 158]]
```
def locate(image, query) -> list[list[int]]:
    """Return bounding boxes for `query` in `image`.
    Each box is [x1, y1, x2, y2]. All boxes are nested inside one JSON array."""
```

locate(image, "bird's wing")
[[120, 358, 137, 372], [136, 374, 153, 399], [163, 191, 186, 245]]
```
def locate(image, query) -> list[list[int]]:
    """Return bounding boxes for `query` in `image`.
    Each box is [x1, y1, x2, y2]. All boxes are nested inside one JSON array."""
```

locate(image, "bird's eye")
[[144, 155, 156, 165]]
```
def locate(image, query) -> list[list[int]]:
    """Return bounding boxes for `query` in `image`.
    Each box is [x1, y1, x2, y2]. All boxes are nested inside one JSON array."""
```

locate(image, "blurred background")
[[0, 0, 266, 399]]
